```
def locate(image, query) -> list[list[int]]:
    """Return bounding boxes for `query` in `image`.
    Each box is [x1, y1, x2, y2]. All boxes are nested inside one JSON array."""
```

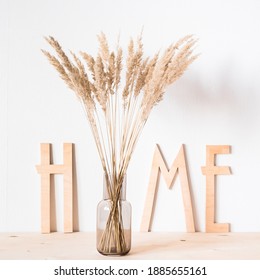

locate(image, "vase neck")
[[103, 174, 126, 200]]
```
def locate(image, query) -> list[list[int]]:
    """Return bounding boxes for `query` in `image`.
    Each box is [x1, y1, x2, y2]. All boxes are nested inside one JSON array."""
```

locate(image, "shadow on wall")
[[161, 61, 259, 130]]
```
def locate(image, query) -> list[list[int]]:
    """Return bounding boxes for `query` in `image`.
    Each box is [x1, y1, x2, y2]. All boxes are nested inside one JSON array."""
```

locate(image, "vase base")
[[96, 228, 131, 256], [97, 248, 130, 256]]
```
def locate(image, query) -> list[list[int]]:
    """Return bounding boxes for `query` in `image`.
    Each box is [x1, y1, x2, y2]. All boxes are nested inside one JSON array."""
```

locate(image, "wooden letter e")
[[201, 145, 231, 233]]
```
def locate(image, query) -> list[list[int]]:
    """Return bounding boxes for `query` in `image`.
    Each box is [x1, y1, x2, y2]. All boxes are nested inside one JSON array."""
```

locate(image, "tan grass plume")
[[42, 32, 198, 254]]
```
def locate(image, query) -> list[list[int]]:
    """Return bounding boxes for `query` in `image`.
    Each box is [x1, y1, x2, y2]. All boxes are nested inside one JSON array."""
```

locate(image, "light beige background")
[[0, 0, 260, 232]]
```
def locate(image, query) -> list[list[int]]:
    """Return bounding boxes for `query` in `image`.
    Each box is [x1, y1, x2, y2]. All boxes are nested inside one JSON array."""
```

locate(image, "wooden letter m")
[[140, 144, 195, 232]]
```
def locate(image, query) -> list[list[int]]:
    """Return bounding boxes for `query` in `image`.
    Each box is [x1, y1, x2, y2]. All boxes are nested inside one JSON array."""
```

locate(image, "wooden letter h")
[[36, 143, 73, 233]]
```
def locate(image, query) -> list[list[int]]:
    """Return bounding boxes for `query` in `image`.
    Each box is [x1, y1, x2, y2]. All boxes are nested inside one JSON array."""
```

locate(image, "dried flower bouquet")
[[42, 33, 198, 254]]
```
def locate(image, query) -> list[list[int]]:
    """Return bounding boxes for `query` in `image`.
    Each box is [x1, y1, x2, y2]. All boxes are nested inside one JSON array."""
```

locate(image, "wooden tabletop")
[[0, 232, 259, 260]]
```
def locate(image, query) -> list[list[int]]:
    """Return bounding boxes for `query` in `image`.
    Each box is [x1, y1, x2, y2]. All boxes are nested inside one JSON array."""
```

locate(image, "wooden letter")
[[201, 145, 231, 233], [140, 144, 195, 232], [36, 143, 73, 233]]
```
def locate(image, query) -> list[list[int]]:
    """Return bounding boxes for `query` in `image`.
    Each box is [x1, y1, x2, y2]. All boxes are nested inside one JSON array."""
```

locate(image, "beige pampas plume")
[[42, 31, 198, 176], [42, 32, 198, 254]]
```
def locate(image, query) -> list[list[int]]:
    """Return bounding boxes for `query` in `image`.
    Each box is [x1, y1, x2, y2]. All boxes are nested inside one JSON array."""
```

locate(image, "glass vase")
[[96, 174, 132, 256]]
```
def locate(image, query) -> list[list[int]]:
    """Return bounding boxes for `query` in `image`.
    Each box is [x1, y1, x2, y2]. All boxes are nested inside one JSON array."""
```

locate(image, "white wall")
[[0, 0, 260, 232]]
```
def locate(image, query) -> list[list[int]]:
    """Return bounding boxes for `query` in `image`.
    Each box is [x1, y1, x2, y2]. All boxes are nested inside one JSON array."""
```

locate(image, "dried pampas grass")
[[42, 32, 198, 254]]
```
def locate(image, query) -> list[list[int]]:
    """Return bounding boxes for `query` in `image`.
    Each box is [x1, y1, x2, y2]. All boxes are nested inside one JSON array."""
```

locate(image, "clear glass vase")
[[96, 174, 132, 256]]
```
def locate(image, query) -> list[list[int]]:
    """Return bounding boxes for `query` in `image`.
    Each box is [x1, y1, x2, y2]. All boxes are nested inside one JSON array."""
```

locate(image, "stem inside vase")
[[96, 174, 131, 255]]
